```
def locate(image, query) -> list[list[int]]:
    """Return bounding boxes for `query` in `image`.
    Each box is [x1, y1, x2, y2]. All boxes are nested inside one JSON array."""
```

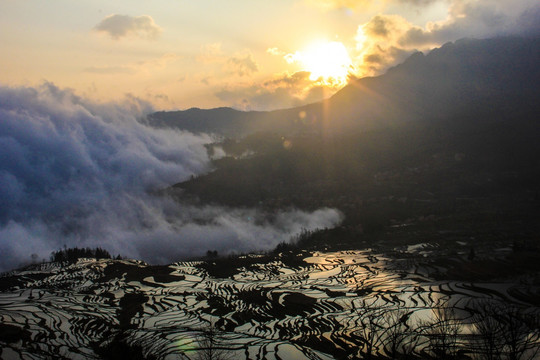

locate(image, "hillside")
[[167, 37, 540, 258]]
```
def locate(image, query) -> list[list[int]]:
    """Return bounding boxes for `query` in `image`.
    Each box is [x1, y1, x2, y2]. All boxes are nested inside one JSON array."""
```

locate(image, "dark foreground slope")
[[1, 249, 539, 359]]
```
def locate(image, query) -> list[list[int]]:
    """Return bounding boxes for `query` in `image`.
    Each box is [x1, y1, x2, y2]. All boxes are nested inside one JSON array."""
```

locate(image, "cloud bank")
[[94, 14, 163, 40], [0, 84, 342, 271], [354, 0, 540, 75]]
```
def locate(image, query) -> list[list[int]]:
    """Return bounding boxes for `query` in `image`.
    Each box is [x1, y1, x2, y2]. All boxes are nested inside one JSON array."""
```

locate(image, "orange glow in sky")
[[0, 0, 534, 111]]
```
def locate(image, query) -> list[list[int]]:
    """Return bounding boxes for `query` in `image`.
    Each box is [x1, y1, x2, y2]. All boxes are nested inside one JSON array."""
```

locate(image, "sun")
[[295, 41, 353, 86]]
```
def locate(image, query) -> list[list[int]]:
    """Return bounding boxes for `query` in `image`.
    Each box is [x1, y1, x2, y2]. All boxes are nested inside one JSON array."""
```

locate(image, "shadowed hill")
[[147, 106, 310, 138], [328, 37, 539, 128], [169, 36, 540, 254]]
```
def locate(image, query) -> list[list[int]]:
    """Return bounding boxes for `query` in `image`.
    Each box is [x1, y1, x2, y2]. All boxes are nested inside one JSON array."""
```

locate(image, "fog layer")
[[0, 84, 342, 271]]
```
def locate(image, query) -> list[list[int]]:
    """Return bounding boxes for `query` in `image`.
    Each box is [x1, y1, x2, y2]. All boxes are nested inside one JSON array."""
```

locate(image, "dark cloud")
[[355, 1, 540, 76], [364, 15, 393, 38], [0, 83, 342, 271], [364, 53, 384, 64], [399, 1, 540, 47], [262, 71, 311, 89], [94, 14, 162, 40]]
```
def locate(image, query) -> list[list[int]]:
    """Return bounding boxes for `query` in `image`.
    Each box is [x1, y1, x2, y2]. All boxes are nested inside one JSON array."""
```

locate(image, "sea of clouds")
[[0, 83, 342, 271]]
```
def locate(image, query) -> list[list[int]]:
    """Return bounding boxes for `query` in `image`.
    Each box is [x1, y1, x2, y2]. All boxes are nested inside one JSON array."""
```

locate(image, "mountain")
[[328, 37, 540, 126], [171, 36, 540, 257], [148, 36, 540, 137]]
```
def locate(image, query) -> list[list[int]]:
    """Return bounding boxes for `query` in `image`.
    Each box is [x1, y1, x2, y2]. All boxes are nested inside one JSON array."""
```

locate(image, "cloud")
[[363, 14, 410, 38], [226, 53, 259, 77], [266, 47, 284, 56], [263, 71, 313, 89], [353, 0, 540, 75], [427, 0, 540, 41], [197, 45, 259, 77], [353, 14, 421, 74], [215, 71, 333, 111], [0, 83, 342, 271], [94, 14, 162, 40]]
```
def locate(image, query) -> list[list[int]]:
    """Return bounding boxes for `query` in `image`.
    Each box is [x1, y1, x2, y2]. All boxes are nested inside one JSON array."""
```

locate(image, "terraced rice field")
[[0, 250, 538, 359]]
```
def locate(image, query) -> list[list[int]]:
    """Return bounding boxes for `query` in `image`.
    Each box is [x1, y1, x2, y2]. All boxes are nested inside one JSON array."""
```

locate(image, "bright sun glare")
[[298, 41, 352, 86]]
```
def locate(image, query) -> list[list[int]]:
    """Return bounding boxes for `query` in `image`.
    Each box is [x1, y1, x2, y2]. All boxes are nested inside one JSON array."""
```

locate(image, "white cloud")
[[0, 83, 342, 271]]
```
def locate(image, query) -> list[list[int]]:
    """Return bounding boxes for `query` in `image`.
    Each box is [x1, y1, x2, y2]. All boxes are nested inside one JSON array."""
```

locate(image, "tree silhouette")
[[420, 305, 461, 359], [192, 323, 231, 360], [471, 300, 505, 360], [354, 300, 385, 359], [381, 307, 418, 359], [499, 305, 540, 360]]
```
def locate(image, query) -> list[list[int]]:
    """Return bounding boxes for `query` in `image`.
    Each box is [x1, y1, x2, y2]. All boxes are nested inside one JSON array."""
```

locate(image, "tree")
[[192, 323, 231, 360], [420, 305, 461, 359], [498, 305, 540, 360], [381, 307, 418, 359], [354, 300, 386, 359], [50, 246, 112, 263], [470, 300, 505, 360]]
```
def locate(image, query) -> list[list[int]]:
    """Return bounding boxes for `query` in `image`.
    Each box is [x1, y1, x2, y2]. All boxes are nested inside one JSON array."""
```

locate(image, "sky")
[[0, 0, 539, 111]]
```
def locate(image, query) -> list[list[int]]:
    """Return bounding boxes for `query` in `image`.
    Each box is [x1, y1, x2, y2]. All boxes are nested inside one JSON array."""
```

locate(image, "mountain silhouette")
[[148, 36, 540, 137], [167, 36, 540, 253]]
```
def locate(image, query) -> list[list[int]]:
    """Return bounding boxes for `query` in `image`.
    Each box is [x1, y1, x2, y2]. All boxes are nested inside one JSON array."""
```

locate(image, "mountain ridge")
[[147, 36, 540, 137], [170, 35, 540, 263]]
